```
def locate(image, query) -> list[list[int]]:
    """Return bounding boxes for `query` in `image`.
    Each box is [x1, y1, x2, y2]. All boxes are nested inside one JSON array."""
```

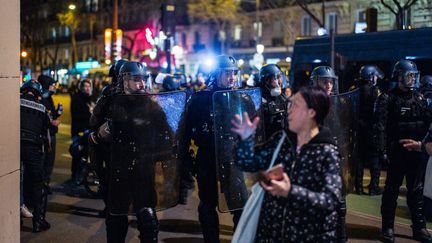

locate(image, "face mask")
[[270, 87, 282, 97]]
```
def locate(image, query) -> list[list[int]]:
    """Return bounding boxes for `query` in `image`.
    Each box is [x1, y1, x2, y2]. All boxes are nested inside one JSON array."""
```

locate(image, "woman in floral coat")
[[232, 86, 343, 242]]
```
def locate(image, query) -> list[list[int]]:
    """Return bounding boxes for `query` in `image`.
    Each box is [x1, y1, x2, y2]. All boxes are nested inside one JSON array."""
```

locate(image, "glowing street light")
[[256, 44, 264, 54], [68, 4, 76, 10], [21, 51, 28, 58]]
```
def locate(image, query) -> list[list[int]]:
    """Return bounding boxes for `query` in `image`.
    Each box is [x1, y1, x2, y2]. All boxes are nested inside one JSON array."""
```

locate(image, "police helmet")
[[173, 72, 188, 87], [162, 75, 180, 91], [310, 66, 337, 83], [119, 61, 151, 92], [420, 75, 432, 89], [208, 55, 241, 89], [258, 64, 289, 88], [37, 75, 57, 90], [359, 65, 384, 81], [391, 59, 419, 88], [21, 79, 43, 97]]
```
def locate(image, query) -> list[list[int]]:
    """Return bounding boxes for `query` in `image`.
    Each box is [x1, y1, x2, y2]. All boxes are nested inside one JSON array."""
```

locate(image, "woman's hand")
[[231, 112, 260, 141], [260, 172, 291, 198], [399, 139, 422, 152]]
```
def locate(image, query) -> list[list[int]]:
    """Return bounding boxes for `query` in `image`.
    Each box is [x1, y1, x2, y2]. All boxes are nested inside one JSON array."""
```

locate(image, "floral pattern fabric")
[[236, 129, 343, 242]]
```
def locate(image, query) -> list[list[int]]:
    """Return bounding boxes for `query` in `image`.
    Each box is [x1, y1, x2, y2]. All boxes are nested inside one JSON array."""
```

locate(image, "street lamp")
[[68, 4, 76, 10], [256, 44, 264, 54], [21, 51, 28, 58]]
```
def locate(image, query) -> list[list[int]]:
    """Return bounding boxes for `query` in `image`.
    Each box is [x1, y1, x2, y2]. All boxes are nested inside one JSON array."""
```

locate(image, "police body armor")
[[262, 94, 288, 139], [213, 88, 264, 212], [108, 91, 186, 214], [21, 95, 48, 145], [385, 89, 429, 149], [324, 89, 360, 192]]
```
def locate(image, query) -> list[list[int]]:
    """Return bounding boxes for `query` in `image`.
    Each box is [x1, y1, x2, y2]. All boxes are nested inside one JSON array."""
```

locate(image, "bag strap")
[[266, 131, 287, 171]]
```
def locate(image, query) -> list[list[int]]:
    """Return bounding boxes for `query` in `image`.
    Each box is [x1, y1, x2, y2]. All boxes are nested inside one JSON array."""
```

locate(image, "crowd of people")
[[19, 55, 432, 243]]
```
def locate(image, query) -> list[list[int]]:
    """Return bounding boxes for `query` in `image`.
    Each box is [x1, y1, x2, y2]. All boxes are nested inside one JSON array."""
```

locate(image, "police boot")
[[32, 184, 50, 233], [106, 214, 128, 243], [369, 158, 382, 196], [355, 184, 364, 195], [136, 207, 159, 243], [178, 187, 188, 205], [412, 227, 432, 243], [198, 202, 220, 243], [32, 200, 50, 233], [381, 228, 395, 243], [368, 178, 382, 196]]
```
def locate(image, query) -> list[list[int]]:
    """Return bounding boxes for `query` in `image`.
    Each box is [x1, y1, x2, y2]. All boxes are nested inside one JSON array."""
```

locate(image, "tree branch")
[[404, 0, 418, 9], [380, 0, 399, 15], [391, 0, 403, 11], [295, 0, 324, 27]]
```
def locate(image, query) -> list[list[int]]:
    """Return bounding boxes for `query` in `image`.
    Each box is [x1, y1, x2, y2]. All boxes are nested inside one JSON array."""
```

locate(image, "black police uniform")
[[89, 84, 115, 207], [356, 82, 382, 194], [261, 88, 289, 139], [105, 61, 162, 243], [70, 90, 93, 182], [183, 88, 254, 243], [376, 86, 432, 232], [20, 93, 51, 232]]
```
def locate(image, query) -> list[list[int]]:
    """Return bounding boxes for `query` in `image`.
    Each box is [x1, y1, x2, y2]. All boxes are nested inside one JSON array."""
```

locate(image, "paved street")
[[20, 167, 424, 243]]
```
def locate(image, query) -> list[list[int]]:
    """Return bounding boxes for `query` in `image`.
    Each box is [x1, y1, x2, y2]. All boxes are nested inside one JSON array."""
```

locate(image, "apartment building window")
[[182, 32, 187, 48], [273, 20, 283, 38], [233, 24, 242, 41], [51, 27, 56, 39], [86, 0, 98, 12], [356, 9, 366, 22], [253, 21, 262, 38], [194, 31, 201, 44], [64, 26, 70, 37], [326, 12, 338, 33], [301, 16, 311, 36]]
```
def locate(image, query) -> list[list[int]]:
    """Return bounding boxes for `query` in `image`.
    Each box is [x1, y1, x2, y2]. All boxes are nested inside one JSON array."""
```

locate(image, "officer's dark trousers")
[[43, 135, 56, 183], [106, 162, 159, 243], [381, 148, 428, 229], [356, 153, 381, 191], [196, 165, 242, 243], [21, 143, 44, 219]]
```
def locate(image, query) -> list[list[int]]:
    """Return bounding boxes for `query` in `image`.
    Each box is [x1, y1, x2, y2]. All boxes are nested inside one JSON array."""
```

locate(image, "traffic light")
[[161, 1, 176, 36]]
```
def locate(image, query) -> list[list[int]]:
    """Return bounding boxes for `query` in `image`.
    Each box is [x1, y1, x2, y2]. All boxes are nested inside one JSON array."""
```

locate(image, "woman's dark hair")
[[298, 86, 331, 125]]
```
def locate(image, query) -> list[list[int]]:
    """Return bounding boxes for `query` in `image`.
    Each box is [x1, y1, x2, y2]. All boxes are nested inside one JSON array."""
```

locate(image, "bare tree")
[[188, 0, 240, 54], [295, 0, 325, 28], [57, 11, 79, 67], [380, 0, 418, 29]]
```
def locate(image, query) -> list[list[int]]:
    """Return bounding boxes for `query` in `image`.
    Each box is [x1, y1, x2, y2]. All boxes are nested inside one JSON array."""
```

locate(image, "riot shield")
[[213, 88, 264, 212], [325, 89, 360, 193], [109, 91, 186, 212]]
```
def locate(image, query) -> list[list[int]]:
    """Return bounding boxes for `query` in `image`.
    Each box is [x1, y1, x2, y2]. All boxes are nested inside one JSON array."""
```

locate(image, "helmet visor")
[[403, 71, 419, 88]]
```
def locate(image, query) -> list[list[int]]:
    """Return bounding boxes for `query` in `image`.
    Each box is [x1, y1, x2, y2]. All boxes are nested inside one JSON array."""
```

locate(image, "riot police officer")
[[20, 79, 51, 232], [257, 64, 289, 138], [38, 75, 61, 193], [310, 66, 338, 95], [182, 55, 246, 243], [420, 75, 432, 109], [89, 59, 126, 216], [376, 60, 432, 242], [105, 61, 160, 243], [356, 65, 384, 195]]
